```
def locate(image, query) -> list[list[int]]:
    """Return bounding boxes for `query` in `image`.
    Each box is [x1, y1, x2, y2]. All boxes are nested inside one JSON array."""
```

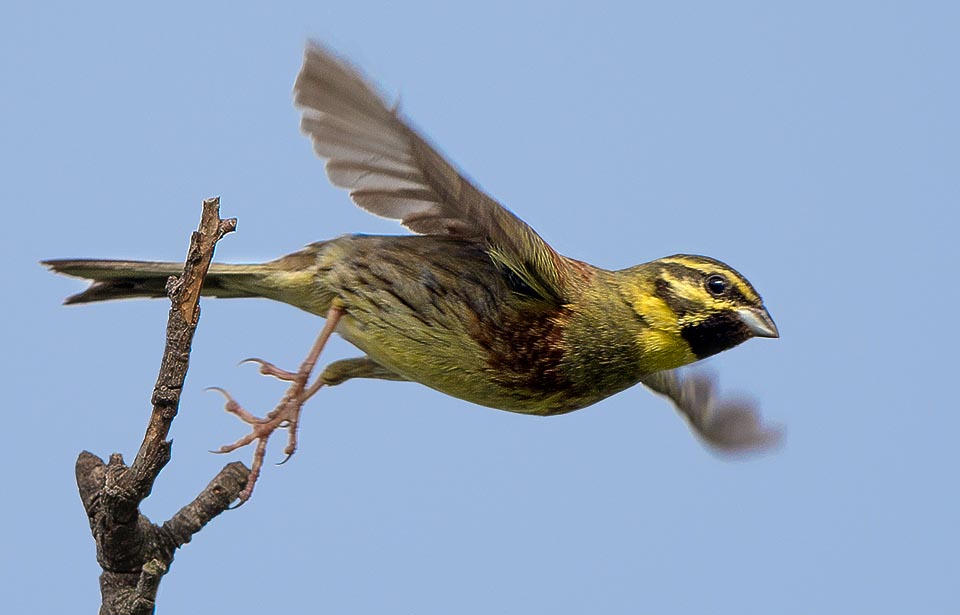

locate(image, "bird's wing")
[[640, 369, 782, 453], [294, 41, 568, 303]]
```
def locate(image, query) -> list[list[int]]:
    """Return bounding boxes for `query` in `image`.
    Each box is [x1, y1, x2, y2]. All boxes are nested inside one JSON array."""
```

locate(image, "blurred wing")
[[640, 369, 782, 453], [294, 41, 568, 303]]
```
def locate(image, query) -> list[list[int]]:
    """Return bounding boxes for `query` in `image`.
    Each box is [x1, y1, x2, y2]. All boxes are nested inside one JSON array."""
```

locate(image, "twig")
[[74, 197, 248, 615]]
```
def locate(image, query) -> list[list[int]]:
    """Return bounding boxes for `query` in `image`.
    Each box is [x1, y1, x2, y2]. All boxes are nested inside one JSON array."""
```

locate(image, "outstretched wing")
[[294, 41, 569, 303], [640, 369, 782, 453]]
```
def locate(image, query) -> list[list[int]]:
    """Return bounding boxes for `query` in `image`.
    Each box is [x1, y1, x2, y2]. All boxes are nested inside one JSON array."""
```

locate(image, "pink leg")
[[212, 306, 344, 503]]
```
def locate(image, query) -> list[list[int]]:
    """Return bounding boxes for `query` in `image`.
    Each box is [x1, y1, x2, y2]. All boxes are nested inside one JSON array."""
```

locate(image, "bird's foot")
[[209, 306, 344, 504], [210, 373, 316, 503]]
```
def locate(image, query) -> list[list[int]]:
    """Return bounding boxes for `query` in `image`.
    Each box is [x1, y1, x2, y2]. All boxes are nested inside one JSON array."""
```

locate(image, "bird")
[[44, 41, 781, 501]]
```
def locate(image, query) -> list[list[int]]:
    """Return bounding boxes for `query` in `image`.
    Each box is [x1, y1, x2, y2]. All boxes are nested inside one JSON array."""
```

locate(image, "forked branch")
[[74, 197, 249, 615]]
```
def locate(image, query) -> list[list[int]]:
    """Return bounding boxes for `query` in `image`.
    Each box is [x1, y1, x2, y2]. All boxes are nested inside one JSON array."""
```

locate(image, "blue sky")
[[3, 1, 958, 613]]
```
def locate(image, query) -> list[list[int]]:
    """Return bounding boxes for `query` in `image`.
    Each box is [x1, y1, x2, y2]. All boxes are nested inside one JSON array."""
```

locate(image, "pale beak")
[[737, 307, 779, 338]]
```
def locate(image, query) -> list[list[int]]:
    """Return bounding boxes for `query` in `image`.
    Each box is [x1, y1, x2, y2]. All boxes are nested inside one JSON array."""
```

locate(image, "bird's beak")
[[737, 307, 779, 338]]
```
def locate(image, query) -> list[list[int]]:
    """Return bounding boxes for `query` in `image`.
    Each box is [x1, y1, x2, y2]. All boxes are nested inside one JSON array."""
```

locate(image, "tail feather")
[[44, 243, 332, 315], [43, 260, 174, 304], [41, 259, 271, 304]]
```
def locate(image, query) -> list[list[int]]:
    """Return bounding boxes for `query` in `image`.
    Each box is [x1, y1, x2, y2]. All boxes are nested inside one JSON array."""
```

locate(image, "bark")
[[74, 197, 249, 615]]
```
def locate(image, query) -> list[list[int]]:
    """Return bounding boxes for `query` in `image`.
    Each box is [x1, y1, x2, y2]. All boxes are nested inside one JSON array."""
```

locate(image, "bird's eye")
[[706, 274, 727, 296]]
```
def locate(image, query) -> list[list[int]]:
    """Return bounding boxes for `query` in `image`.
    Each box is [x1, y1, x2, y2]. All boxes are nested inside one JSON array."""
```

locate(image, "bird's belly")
[[335, 314, 588, 416]]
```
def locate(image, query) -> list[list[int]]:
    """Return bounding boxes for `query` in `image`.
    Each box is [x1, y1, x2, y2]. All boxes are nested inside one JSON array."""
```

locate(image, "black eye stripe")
[[657, 260, 757, 306], [654, 277, 700, 318]]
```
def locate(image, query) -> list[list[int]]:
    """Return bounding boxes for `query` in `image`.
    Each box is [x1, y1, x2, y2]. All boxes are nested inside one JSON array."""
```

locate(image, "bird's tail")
[[43, 245, 331, 315]]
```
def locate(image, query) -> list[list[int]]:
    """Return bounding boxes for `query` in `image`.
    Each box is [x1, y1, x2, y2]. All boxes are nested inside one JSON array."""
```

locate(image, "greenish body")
[[45, 232, 775, 416], [44, 233, 774, 418], [264, 235, 647, 415]]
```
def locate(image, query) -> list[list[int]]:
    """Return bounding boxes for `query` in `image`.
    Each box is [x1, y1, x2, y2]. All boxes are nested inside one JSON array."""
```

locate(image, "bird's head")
[[619, 254, 778, 371]]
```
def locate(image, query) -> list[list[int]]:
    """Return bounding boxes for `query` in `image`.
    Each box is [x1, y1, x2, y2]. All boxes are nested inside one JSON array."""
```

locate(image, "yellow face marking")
[[658, 255, 763, 306], [613, 254, 768, 371], [615, 275, 699, 371]]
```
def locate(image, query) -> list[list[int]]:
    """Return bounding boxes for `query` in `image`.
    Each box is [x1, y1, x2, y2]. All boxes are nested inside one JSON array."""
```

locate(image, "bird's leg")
[[212, 305, 344, 503], [317, 357, 407, 386]]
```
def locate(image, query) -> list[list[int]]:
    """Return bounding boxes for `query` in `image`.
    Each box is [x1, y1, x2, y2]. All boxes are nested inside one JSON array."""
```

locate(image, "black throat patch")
[[680, 311, 753, 360]]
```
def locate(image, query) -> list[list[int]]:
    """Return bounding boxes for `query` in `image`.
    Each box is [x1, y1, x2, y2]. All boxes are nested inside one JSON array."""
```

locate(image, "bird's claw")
[[207, 364, 317, 502], [240, 357, 299, 382], [207, 386, 265, 424]]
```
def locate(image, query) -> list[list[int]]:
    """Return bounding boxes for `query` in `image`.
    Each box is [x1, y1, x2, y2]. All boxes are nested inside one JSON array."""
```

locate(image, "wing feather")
[[293, 41, 568, 302], [640, 370, 782, 453]]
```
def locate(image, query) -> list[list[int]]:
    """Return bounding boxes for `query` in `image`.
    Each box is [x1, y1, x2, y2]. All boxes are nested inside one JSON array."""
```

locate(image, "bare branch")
[[74, 198, 248, 615]]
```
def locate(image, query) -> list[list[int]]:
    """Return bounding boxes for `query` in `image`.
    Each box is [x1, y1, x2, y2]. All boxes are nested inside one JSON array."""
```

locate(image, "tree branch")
[[75, 197, 248, 615]]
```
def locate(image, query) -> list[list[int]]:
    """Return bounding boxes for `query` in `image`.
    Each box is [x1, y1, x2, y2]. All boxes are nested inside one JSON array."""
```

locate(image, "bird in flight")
[[45, 42, 781, 501]]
